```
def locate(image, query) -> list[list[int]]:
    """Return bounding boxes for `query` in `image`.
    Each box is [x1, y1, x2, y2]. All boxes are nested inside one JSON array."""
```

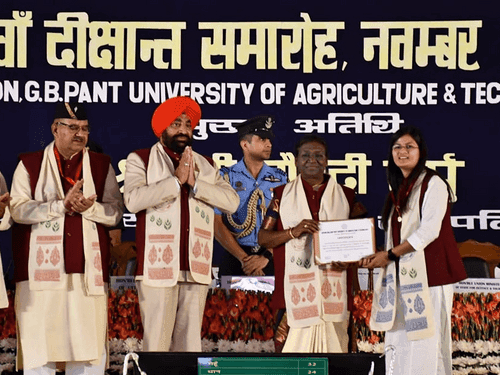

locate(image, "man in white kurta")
[[123, 96, 239, 351], [10, 102, 123, 375]]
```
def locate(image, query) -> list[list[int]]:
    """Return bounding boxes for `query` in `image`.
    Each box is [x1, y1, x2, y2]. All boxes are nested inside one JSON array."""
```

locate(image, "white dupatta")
[[28, 142, 104, 295], [142, 142, 214, 287], [281, 175, 350, 328], [370, 172, 435, 341]]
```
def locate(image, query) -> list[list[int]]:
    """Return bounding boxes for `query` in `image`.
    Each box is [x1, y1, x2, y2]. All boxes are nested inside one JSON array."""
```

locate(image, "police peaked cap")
[[234, 115, 275, 140]]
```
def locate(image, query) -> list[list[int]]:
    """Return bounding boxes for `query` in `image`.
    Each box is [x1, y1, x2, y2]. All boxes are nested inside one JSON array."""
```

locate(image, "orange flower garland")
[[352, 290, 385, 346], [107, 288, 143, 340], [201, 288, 274, 343]]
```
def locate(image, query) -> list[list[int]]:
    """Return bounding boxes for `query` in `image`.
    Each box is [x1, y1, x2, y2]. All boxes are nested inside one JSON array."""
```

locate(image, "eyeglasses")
[[392, 144, 418, 151], [56, 122, 91, 134]]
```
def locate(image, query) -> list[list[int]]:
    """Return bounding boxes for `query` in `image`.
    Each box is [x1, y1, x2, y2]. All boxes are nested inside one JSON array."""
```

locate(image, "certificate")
[[313, 218, 376, 264]]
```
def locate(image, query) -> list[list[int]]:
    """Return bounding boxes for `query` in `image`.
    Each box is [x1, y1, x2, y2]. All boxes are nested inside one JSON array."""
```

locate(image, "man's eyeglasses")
[[56, 122, 91, 134]]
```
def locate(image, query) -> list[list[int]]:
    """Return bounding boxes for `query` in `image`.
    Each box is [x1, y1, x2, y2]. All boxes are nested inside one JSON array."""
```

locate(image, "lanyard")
[[53, 147, 82, 187], [390, 177, 417, 223]]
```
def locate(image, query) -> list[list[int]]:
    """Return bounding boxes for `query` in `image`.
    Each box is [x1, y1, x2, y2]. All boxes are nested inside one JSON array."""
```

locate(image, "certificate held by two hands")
[[313, 218, 376, 264]]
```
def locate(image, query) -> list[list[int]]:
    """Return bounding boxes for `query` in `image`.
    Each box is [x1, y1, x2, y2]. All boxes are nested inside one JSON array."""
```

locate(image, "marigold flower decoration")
[[201, 289, 274, 343], [107, 288, 143, 340], [451, 292, 500, 342], [352, 290, 385, 346], [0, 291, 16, 339]]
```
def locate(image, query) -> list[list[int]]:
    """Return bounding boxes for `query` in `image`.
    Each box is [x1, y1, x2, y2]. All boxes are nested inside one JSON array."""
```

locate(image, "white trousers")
[[23, 346, 107, 375], [283, 318, 349, 353], [385, 284, 454, 375], [15, 276, 107, 370], [137, 276, 209, 352]]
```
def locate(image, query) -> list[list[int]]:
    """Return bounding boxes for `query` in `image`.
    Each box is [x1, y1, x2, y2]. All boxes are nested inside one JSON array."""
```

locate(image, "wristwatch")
[[387, 249, 399, 261], [262, 249, 273, 261]]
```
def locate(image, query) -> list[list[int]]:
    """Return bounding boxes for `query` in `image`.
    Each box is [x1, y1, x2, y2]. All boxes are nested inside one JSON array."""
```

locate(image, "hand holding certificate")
[[313, 218, 376, 264]]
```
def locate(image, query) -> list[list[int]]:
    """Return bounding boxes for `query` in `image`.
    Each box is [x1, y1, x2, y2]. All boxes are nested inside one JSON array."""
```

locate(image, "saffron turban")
[[151, 96, 202, 137]]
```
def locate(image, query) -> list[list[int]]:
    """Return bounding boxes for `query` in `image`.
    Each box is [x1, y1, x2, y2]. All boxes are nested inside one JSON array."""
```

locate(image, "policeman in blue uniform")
[[214, 115, 287, 276]]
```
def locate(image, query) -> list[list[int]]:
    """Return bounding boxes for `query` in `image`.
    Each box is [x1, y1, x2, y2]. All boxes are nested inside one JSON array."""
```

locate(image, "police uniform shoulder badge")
[[264, 175, 282, 182], [264, 167, 287, 183]]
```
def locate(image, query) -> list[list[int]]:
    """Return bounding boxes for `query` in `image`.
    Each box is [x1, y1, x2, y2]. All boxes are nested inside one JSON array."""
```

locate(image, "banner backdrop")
[[1, 0, 499, 277]]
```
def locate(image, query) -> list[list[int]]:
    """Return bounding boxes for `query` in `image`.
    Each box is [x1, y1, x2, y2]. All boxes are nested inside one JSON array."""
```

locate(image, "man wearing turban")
[[123, 96, 239, 351]]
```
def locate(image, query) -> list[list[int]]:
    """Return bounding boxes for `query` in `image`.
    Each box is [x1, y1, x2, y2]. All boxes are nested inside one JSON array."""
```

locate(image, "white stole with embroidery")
[[370, 172, 435, 340], [281, 175, 350, 328], [143, 142, 214, 287], [28, 142, 104, 295]]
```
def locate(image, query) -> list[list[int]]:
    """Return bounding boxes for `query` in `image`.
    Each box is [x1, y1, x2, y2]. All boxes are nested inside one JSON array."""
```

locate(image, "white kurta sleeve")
[[0, 172, 7, 196], [0, 171, 11, 231], [10, 161, 67, 224], [193, 167, 239, 215], [81, 164, 123, 227], [0, 171, 8, 308], [406, 176, 449, 252], [123, 151, 180, 213]]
